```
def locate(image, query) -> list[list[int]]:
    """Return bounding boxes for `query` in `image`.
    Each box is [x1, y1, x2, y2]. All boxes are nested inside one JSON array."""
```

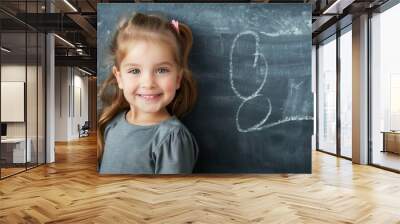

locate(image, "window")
[[370, 2, 400, 171], [317, 35, 337, 154], [339, 27, 352, 158]]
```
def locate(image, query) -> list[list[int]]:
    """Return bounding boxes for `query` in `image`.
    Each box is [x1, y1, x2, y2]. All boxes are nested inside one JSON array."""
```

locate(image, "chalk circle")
[[229, 31, 269, 100], [235, 95, 272, 133]]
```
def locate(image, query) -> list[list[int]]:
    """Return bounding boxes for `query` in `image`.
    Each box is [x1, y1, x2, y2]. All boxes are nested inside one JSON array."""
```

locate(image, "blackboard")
[[98, 3, 313, 173]]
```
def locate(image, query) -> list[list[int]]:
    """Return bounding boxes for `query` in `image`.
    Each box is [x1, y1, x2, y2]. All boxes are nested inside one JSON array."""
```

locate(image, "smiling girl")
[[97, 13, 198, 174]]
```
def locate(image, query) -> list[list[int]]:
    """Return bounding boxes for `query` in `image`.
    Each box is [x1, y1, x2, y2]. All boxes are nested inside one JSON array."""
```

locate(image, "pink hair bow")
[[171, 19, 179, 34]]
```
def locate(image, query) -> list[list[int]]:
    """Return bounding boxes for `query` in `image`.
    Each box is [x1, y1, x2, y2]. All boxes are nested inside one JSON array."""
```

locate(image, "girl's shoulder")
[[159, 116, 184, 129], [156, 117, 197, 146], [106, 110, 125, 127], [158, 116, 189, 134], [104, 110, 126, 136]]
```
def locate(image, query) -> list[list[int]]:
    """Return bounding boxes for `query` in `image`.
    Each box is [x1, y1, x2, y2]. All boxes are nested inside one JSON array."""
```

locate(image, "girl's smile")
[[136, 93, 163, 101]]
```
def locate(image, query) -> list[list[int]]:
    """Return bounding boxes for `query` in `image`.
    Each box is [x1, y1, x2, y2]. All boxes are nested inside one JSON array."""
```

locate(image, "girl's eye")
[[157, 67, 170, 75], [129, 68, 140, 75]]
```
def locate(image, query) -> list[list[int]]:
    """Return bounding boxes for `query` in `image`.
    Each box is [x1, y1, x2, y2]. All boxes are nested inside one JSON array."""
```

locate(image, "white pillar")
[[46, 1, 55, 163], [352, 14, 369, 164]]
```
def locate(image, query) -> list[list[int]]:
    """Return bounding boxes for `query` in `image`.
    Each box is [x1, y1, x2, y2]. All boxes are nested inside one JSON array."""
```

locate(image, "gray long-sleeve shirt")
[[99, 110, 199, 174]]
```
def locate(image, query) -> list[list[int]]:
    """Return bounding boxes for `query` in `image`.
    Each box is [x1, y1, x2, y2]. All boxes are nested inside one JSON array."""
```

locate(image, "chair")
[[79, 121, 90, 138]]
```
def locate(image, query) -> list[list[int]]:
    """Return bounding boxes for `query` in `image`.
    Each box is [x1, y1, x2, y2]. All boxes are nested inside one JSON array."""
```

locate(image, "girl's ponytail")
[[167, 22, 197, 118]]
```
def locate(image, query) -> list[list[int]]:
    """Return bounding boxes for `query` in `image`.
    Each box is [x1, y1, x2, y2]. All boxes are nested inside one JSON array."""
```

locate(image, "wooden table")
[[381, 131, 400, 154]]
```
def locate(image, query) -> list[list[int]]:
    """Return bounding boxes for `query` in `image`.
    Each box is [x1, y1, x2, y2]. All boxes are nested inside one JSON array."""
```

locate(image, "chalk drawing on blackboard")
[[260, 31, 281, 37], [229, 31, 267, 100], [290, 81, 304, 96], [229, 31, 312, 133], [235, 95, 272, 132]]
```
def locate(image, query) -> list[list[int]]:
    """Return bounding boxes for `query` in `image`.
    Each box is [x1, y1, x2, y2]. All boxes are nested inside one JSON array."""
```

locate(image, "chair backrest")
[[82, 121, 90, 129]]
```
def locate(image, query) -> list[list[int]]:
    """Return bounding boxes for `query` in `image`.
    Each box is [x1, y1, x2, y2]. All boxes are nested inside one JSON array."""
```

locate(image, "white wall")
[[73, 69, 89, 139], [1, 65, 25, 130], [55, 67, 68, 141], [54, 67, 89, 141]]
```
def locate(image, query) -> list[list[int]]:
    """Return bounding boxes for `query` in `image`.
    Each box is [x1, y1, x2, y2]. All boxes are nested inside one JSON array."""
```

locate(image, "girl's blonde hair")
[[97, 12, 197, 165]]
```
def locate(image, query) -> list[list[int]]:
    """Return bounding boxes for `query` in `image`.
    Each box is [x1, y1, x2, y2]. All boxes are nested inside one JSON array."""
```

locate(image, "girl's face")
[[114, 39, 182, 118]]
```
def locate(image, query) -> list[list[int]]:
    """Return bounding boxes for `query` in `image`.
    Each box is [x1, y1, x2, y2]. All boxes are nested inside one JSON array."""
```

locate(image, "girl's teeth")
[[140, 94, 160, 99]]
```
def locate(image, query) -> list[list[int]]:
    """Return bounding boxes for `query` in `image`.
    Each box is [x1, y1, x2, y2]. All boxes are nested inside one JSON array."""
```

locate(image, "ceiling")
[[0, 0, 391, 76]]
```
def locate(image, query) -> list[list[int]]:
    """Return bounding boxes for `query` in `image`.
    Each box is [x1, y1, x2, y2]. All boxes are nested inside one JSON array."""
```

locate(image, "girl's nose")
[[139, 71, 155, 88]]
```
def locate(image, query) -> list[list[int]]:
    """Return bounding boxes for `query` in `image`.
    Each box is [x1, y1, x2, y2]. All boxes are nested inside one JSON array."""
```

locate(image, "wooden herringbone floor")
[[1, 134, 400, 224]]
